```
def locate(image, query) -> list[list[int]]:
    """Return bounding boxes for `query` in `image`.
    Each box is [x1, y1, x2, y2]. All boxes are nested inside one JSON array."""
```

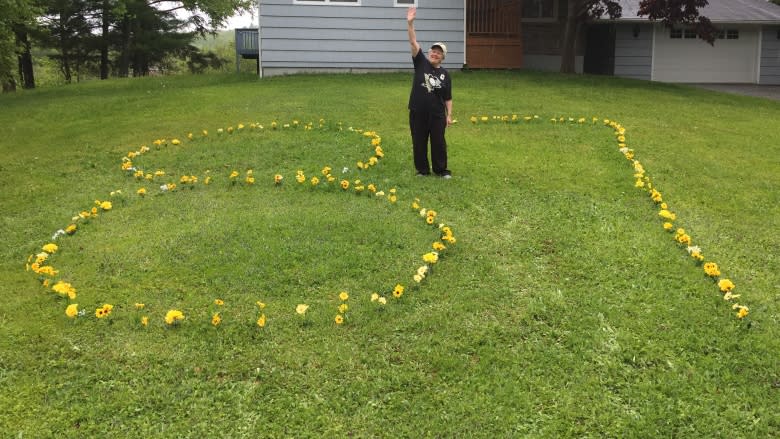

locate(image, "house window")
[[395, 0, 417, 6], [670, 28, 682, 39], [294, 0, 360, 5], [715, 30, 725, 39], [522, 0, 556, 21], [683, 28, 697, 39], [726, 29, 739, 39]]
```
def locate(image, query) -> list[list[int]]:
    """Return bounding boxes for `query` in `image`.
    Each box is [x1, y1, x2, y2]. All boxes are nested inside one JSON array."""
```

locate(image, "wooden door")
[[466, 0, 523, 68]]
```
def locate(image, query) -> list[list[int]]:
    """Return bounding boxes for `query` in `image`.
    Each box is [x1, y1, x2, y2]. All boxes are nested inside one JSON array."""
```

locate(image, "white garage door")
[[652, 25, 758, 83]]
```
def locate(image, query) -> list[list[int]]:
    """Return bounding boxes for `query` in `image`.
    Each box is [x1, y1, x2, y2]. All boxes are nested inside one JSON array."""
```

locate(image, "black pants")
[[409, 110, 449, 176]]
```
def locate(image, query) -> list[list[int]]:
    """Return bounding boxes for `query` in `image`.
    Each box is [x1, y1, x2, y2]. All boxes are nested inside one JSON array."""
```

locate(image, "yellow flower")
[[171, 139, 181, 145], [137, 187, 147, 196], [311, 176, 320, 186], [52, 281, 77, 299], [296, 304, 309, 315], [334, 314, 344, 325], [100, 201, 112, 211], [65, 304, 78, 318], [413, 274, 423, 283], [703, 262, 721, 277], [340, 180, 350, 190], [214, 299, 224, 306], [274, 174, 283, 184], [229, 170, 239, 179], [322, 166, 332, 176], [339, 291, 349, 301], [95, 304, 113, 319], [211, 313, 222, 326], [733, 304, 749, 319], [257, 314, 267, 328], [718, 279, 735, 293], [423, 252, 439, 264], [141, 316, 149, 327], [338, 303, 349, 314], [165, 309, 185, 325], [432, 241, 446, 251], [658, 209, 676, 221], [135, 303, 145, 309], [378, 297, 387, 305], [370, 293, 379, 302], [256, 301, 266, 309], [42, 243, 58, 254], [663, 222, 674, 231], [392, 284, 405, 298]]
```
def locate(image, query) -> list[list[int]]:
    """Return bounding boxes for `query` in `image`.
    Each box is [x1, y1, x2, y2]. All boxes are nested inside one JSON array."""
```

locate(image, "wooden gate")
[[466, 0, 523, 68]]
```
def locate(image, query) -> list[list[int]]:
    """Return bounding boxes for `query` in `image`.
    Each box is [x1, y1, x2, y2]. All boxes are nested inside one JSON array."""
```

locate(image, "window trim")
[[521, 0, 558, 23], [294, 0, 361, 5], [394, 0, 417, 7]]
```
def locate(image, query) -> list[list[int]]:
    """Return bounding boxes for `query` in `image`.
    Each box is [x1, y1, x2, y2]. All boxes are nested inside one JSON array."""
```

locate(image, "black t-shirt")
[[408, 48, 452, 117]]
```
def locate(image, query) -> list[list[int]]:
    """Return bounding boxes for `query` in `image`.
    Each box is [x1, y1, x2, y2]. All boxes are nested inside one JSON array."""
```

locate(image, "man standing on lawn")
[[406, 7, 453, 179]]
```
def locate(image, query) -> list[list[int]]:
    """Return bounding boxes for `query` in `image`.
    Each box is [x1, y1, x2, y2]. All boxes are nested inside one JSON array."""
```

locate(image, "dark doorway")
[[584, 24, 615, 75]]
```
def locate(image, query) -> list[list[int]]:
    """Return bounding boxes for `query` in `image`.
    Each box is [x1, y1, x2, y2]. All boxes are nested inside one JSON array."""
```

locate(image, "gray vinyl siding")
[[612, 24, 652, 81], [259, 0, 464, 74], [759, 26, 780, 85]]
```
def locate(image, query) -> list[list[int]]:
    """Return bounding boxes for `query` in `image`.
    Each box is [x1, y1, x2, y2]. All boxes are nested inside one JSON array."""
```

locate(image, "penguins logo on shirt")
[[422, 72, 445, 93]]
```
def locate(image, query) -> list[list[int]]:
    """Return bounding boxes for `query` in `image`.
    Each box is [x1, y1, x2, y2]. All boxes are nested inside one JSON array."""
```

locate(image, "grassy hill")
[[1, 71, 778, 437]]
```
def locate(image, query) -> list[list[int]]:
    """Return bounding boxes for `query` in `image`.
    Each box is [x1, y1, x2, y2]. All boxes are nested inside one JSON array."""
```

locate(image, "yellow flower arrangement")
[[52, 281, 77, 299], [334, 314, 344, 325], [165, 309, 185, 326], [718, 279, 735, 293], [65, 304, 78, 318], [703, 262, 721, 277], [95, 304, 113, 319]]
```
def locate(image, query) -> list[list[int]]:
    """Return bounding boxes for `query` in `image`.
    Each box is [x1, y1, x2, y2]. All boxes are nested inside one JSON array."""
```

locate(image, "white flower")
[[686, 245, 702, 254], [52, 229, 65, 240], [342, 167, 349, 174], [160, 184, 169, 192]]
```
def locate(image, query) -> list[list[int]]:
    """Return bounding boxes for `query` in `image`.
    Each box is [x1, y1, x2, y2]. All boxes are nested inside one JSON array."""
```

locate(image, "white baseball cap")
[[431, 42, 447, 59]]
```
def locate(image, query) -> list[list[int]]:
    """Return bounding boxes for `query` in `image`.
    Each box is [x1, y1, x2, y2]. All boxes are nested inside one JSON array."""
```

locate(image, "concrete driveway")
[[687, 83, 780, 101]]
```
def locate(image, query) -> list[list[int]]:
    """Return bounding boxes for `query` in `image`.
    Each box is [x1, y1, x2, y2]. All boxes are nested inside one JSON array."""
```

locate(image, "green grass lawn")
[[1, 71, 779, 437]]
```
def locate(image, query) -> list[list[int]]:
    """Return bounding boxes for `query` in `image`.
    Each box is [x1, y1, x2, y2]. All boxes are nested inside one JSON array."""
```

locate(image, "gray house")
[[238, 0, 780, 84]]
